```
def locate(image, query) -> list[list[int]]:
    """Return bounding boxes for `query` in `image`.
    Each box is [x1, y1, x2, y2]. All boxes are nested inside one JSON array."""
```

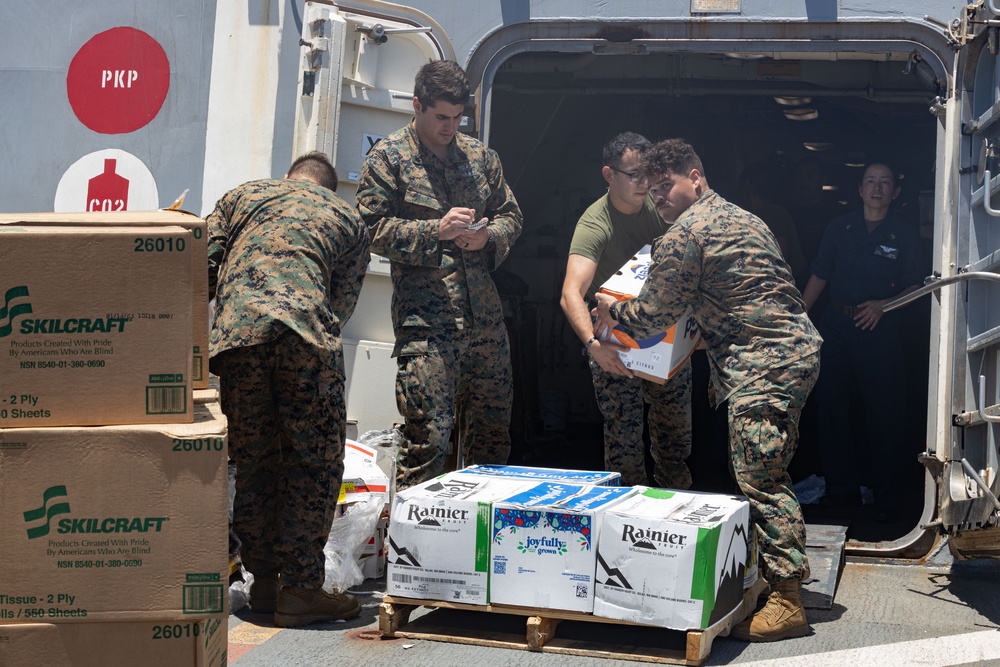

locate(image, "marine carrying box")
[[0, 210, 209, 389], [0, 615, 227, 667], [598, 244, 701, 384], [0, 402, 228, 623], [0, 225, 194, 427]]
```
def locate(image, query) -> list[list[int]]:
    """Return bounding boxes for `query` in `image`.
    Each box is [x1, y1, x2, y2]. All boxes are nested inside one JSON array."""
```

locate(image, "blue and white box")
[[459, 464, 621, 487], [490, 483, 636, 612]]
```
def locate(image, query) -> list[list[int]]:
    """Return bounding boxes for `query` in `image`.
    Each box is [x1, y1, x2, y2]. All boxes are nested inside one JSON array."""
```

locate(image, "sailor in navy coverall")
[[802, 162, 923, 517]]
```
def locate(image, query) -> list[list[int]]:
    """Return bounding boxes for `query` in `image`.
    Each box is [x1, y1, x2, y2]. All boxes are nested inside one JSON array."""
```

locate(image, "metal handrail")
[[984, 169, 1000, 216], [882, 271, 1000, 312]]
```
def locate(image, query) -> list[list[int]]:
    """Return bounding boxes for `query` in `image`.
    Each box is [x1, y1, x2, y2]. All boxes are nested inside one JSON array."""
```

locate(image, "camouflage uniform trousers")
[[214, 331, 346, 589], [589, 356, 693, 488], [728, 351, 820, 584], [395, 323, 513, 490]]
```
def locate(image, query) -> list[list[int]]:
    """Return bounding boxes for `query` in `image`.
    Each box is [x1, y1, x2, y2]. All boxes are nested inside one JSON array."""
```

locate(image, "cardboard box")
[[0, 402, 228, 622], [458, 464, 622, 486], [0, 615, 227, 667], [593, 487, 753, 630], [599, 244, 701, 384], [386, 473, 534, 604], [0, 225, 194, 427], [490, 483, 636, 612], [0, 211, 210, 388], [338, 440, 392, 509]]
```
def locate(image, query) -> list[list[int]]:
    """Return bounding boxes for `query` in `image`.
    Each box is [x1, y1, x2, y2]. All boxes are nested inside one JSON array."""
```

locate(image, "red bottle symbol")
[[87, 158, 129, 212]]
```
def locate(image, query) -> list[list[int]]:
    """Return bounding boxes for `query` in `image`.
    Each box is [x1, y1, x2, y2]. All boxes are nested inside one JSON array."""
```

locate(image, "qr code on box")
[[575, 584, 588, 598], [494, 561, 506, 575]]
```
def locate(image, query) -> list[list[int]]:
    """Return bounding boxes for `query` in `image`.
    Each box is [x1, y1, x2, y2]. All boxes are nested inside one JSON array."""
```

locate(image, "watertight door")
[[928, 4, 1000, 557], [291, 1, 451, 205]]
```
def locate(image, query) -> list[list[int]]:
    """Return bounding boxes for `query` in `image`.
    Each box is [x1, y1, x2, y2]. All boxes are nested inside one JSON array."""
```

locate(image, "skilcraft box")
[[0, 615, 227, 667], [490, 483, 636, 613], [593, 487, 753, 631], [0, 225, 194, 427], [0, 402, 228, 623], [458, 464, 622, 486], [387, 473, 534, 605], [599, 244, 701, 384], [0, 210, 210, 389]]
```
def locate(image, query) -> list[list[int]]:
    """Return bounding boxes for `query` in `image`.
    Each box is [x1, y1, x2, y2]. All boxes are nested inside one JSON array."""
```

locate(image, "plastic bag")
[[323, 494, 384, 592]]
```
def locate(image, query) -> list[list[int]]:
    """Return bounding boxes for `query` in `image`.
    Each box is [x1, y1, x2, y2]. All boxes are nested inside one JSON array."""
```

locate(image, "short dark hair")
[[414, 60, 470, 110], [640, 139, 705, 181], [860, 161, 898, 186], [288, 151, 338, 191], [602, 132, 651, 169]]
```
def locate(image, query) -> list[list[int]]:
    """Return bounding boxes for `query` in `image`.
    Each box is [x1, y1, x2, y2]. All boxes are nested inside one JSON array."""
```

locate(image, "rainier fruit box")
[[0, 225, 194, 427], [490, 483, 636, 612], [593, 487, 753, 630], [0, 211, 210, 389], [0, 402, 228, 622], [387, 473, 533, 604], [598, 244, 701, 384]]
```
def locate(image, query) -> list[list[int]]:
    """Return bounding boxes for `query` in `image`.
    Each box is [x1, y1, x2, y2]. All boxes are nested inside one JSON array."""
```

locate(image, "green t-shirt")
[[568, 193, 667, 299]]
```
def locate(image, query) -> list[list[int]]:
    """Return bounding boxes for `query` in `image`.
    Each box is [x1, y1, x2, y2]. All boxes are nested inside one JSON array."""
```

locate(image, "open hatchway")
[[478, 42, 942, 563]]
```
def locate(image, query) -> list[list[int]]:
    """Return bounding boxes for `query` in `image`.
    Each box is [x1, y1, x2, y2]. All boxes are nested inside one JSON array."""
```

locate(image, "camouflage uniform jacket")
[[206, 178, 369, 361], [611, 189, 821, 404], [356, 121, 522, 346]]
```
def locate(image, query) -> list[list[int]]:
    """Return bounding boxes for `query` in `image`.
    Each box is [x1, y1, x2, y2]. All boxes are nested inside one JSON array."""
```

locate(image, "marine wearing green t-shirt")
[[560, 132, 693, 489]]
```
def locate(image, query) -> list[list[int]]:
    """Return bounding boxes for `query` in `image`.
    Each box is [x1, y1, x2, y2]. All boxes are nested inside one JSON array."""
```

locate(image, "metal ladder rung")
[[967, 324, 1000, 353]]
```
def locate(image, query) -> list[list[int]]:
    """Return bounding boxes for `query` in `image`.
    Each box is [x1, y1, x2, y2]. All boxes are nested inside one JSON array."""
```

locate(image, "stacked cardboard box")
[[0, 215, 226, 667], [0, 211, 210, 389], [0, 224, 195, 427]]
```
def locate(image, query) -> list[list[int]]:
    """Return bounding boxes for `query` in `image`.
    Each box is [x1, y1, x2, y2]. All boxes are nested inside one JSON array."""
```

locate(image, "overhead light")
[[803, 142, 833, 152], [783, 108, 818, 121], [726, 53, 768, 60], [845, 162, 865, 168], [821, 185, 840, 191], [774, 96, 812, 106]]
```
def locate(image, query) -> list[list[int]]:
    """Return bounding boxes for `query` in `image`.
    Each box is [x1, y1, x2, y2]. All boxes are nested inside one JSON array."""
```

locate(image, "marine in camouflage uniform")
[[597, 153, 821, 589], [207, 172, 369, 591], [356, 64, 522, 490]]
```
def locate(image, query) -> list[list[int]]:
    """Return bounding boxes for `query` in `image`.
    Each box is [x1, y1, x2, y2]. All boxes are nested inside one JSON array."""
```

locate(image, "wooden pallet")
[[379, 576, 767, 665]]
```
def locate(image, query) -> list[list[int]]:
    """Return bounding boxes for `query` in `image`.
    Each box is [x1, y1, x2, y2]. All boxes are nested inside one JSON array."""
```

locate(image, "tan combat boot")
[[273, 587, 361, 628], [730, 579, 809, 642]]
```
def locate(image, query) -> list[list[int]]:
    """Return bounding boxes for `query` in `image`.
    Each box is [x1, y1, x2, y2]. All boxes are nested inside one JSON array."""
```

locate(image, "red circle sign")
[[67, 27, 170, 134]]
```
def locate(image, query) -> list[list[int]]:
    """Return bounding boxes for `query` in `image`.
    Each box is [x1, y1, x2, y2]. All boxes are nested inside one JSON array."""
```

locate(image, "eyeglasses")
[[610, 166, 643, 184]]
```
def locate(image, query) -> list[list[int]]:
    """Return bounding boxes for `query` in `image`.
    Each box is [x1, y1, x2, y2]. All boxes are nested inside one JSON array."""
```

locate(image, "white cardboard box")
[[599, 244, 701, 384], [458, 464, 621, 487], [593, 487, 753, 630], [490, 483, 636, 612], [386, 473, 533, 604]]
